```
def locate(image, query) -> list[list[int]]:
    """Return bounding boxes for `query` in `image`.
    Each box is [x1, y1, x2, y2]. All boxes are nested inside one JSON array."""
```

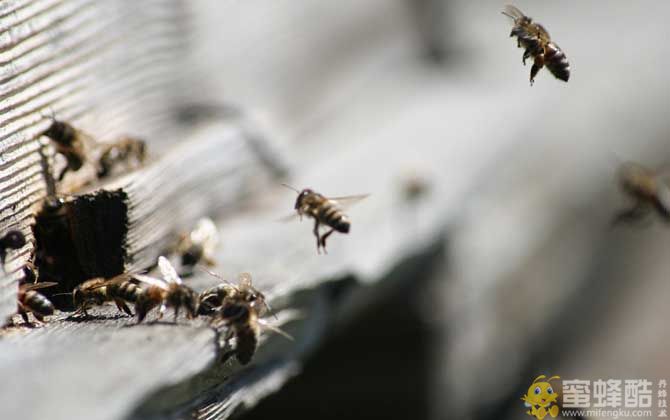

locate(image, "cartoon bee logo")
[[522, 375, 561, 420]]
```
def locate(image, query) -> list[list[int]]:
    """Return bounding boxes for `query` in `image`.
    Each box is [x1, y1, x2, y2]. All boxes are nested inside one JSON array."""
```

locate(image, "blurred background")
[[192, 1, 670, 419], [1, 1, 669, 419]]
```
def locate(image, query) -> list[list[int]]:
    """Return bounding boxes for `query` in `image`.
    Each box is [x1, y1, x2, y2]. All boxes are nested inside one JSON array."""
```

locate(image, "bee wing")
[[276, 212, 300, 223], [200, 267, 234, 285], [237, 272, 253, 288], [20, 281, 58, 291], [192, 218, 218, 243], [257, 319, 294, 341], [158, 256, 182, 285], [502, 4, 525, 20], [88, 273, 134, 290], [327, 194, 370, 209], [134, 274, 169, 290], [657, 184, 670, 213]]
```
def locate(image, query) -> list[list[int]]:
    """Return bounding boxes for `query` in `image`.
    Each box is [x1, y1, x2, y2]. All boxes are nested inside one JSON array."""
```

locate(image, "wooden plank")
[[0, 0, 188, 320]]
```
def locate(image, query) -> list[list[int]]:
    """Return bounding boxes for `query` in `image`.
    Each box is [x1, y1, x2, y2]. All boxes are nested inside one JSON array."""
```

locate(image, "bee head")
[[43, 120, 75, 145], [619, 162, 653, 193], [295, 189, 314, 210], [22, 264, 37, 283], [43, 196, 65, 214], [181, 246, 203, 267], [1, 230, 26, 249]]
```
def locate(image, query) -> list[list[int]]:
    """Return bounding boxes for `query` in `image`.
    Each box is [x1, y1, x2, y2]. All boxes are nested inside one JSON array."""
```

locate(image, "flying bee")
[[96, 136, 147, 179], [175, 218, 219, 274], [134, 256, 198, 323], [72, 274, 142, 317], [502, 5, 570, 85], [281, 184, 368, 254], [0, 229, 26, 266], [41, 118, 97, 181], [198, 271, 271, 317], [16, 282, 57, 324], [212, 298, 292, 365], [613, 162, 670, 225]]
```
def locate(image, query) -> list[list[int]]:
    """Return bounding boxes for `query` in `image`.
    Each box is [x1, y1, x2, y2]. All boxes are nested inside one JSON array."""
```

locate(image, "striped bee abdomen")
[[24, 291, 55, 317], [235, 328, 259, 365], [117, 281, 141, 303], [544, 43, 570, 81], [318, 205, 350, 233]]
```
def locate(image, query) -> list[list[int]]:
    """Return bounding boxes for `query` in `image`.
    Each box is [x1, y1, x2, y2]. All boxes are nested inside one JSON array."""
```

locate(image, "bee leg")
[[19, 308, 30, 324], [530, 55, 544, 85], [75, 305, 90, 319], [612, 202, 650, 226], [115, 299, 133, 316], [173, 305, 180, 322], [158, 303, 167, 320], [319, 228, 336, 254], [223, 328, 235, 347], [136, 307, 147, 323], [57, 165, 70, 182], [313, 220, 321, 254], [522, 49, 532, 65]]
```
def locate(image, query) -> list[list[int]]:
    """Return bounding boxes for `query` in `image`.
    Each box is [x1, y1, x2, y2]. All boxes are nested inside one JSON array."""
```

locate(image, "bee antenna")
[[264, 300, 279, 320], [199, 266, 234, 285], [39, 107, 56, 122], [51, 292, 73, 297], [280, 183, 300, 194]]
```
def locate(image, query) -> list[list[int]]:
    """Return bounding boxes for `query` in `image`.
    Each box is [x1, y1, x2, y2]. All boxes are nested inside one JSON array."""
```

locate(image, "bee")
[[175, 218, 219, 274], [502, 5, 570, 85], [41, 118, 96, 181], [0, 229, 26, 266], [72, 274, 142, 317], [16, 282, 57, 324], [400, 172, 430, 202], [96, 136, 147, 179], [21, 262, 38, 284], [613, 162, 670, 225], [134, 256, 198, 323], [281, 184, 368, 254], [198, 271, 270, 316], [212, 298, 292, 365]]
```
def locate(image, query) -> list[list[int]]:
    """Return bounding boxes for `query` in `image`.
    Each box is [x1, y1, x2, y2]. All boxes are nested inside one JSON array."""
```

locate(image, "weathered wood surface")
[[0, 0, 188, 319], [0, 1, 453, 419], [3, 1, 670, 420]]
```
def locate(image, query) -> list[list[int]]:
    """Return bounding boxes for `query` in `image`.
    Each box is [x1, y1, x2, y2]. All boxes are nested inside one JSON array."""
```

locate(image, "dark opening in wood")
[[32, 189, 129, 309]]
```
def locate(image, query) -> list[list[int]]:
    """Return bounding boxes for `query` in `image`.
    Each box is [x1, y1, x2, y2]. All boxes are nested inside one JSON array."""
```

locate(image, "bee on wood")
[[212, 298, 292, 365], [502, 5, 570, 85], [16, 282, 57, 324], [134, 256, 198, 323], [0, 230, 26, 266], [21, 262, 38, 284], [72, 274, 142, 317], [281, 184, 368, 254], [96, 136, 147, 179], [198, 271, 270, 316], [41, 118, 97, 181], [613, 162, 670, 225], [175, 218, 219, 274]]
